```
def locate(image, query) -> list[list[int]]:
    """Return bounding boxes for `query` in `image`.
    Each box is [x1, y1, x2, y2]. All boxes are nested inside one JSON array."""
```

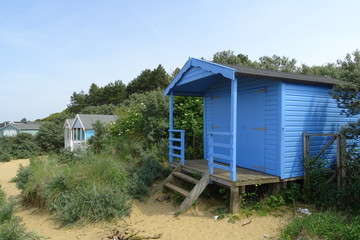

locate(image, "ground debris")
[[155, 195, 170, 202], [242, 220, 251, 226], [102, 228, 162, 240]]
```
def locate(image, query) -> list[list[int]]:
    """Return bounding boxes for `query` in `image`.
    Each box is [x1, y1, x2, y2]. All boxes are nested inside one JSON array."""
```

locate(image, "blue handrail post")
[[208, 133, 214, 175], [230, 77, 237, 181], [169, 91, 174, 163], [180, 130, 185, 165]]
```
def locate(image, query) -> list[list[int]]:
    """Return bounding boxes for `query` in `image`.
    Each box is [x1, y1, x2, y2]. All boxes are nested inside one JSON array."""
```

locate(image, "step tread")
[[163, 183, 190, 197], [173, 172, 198, 184]]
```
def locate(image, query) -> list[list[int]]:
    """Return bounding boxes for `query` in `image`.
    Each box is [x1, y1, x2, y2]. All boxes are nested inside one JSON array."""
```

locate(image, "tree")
[[102, 80, 127, 105], [256, 55, 297, 72], [333, 50, 360, 117], [212, 50, 298, 72], [36, 122, 64, 153], [213, 50, 242, 65], [68, 91, 87, 114], [80, 104, 116, 115], [126, 65, 170, 95]]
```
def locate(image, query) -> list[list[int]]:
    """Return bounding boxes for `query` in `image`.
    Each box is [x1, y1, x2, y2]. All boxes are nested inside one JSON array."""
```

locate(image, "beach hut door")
[[237, 88, 266, 171]]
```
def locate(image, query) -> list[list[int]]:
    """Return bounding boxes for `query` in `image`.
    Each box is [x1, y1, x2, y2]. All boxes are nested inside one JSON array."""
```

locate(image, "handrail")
[[208, 131, 236, 181], [169, 129, 185, 165]]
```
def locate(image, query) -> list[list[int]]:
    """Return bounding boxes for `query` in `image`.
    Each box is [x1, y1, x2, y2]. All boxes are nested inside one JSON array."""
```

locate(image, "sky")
[[0, 0, 359, 122]]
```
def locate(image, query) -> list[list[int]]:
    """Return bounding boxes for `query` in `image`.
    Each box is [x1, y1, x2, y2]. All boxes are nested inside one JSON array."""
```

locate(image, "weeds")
[[14, 154, 132, 225], [281, 210, 360, 240], [13, 148, 169, 225], [0, 187, 39, 240]]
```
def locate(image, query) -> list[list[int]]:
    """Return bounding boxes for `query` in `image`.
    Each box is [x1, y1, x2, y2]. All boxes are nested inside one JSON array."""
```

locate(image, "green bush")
[[13, 164, 31, 191], [51, 185, 131, 224], [15, 154, 132, 225], [281, 210, 360, 240], [0, 152, 11, 162], [0, 187, 37, 240], [0, 133, 41, 161], [35, 122, 64, 153], [126, 149, 171, 200]]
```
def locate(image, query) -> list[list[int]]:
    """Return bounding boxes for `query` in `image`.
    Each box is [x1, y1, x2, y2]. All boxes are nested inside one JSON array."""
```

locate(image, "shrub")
[[0, 133, 41, 161], [35, 122, 64, 153], [51, 185, 131, 224], [13, 164, 31, 191], [14, 154, 132, 225], [0, 187, 37, 240], [0, 152, 11, 162], [126, 149, 171, 200], [281, 210, 360, 240]]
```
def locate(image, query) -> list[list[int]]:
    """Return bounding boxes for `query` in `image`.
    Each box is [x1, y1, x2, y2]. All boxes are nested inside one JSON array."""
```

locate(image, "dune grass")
[[0, 187, 38, 240], [13, 149, 169, 225]]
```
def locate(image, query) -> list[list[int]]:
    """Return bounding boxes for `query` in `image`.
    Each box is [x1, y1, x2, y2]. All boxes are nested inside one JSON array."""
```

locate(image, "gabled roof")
[[73, 114, 118, 130], [219, 62, 339, 85], [0, 122, 43, 131], [64, 118, 74, 128], [164, 58, 340, 96]]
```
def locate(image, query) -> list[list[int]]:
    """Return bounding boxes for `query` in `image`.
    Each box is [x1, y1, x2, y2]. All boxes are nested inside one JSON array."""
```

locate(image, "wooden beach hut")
[[163, 58, 355, 213]]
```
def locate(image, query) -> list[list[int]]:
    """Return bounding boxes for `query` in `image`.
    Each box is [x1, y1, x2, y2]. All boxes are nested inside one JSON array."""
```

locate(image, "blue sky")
[[1, 0, 359, 122]]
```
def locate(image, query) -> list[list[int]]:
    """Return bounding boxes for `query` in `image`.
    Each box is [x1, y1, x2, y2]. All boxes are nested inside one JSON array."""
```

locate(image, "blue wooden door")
[[211, 93, 231, 162], [237, 88, 266, 171]]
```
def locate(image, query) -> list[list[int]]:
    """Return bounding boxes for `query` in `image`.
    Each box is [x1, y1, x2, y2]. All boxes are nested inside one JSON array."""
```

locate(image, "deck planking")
[[170, 159, 280, 187]]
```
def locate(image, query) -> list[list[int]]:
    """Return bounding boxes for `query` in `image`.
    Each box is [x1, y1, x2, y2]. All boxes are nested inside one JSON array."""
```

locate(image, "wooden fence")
[[303, 133, 347, 190]]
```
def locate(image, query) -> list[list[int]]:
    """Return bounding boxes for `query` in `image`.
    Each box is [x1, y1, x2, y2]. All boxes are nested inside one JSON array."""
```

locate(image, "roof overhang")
[[164, 58, 340, 97], [164, 58, 236, 96]]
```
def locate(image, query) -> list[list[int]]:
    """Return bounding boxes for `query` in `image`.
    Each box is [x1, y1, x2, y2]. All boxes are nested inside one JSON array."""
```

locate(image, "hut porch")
[[166, 159, 283, 213]]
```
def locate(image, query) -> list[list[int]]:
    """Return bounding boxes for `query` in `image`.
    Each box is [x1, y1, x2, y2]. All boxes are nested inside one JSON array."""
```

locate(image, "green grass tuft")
[[0, 187, 39, 240]]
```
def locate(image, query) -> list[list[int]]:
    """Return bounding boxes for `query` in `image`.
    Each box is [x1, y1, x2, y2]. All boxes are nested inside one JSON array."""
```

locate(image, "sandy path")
[[0, 159, 293, 240], [125, 189, 293, 240]]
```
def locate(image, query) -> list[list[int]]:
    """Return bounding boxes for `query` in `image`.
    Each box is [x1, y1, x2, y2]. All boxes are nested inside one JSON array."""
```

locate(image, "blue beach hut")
[[163, 58, 355, 212]]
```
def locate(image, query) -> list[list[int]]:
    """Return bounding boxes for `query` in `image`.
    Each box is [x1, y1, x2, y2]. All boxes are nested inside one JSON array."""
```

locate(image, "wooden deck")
[[170, 159, 280, 187]]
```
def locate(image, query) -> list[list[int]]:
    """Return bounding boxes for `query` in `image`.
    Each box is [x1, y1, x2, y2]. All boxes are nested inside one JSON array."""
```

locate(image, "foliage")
[[13, 164, 31, 190], [213, 50, 253, 66], [126, 65, 170, 95], [35, 122, 64, 153], [79, 104, 116, 115], [88, 121, 109, 153], [38, 110, 74, 125], [126, 149, 171, 200], [212, 50, 298, 72], [110, 89, 169, 143], [68, 80, 127, 114], [14, 148, 169, 225], [174, 96, 203, 159], [0, 133, 41, 161], [14, 154, 132, 225], [333, 50, 360, 117], [0, 187, 38, 240], [281, 210, 360, 240]]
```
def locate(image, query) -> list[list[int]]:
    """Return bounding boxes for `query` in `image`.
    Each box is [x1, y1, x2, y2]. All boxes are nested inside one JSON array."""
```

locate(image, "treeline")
[[67, 64, 170, 114]]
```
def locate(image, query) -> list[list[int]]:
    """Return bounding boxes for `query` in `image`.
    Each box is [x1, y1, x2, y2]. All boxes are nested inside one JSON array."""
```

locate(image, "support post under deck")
[[230, 185, 245, 213]]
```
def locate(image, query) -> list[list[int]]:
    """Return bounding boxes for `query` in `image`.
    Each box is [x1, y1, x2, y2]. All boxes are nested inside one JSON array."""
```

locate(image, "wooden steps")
[[163, 183, 189, 197], [163, 163, 209, 213], [172, 172, 198, 184]]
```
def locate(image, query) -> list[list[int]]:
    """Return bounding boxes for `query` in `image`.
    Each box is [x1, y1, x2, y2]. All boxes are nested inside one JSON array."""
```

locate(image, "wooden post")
[[336, 134, 341, 190], [339, 134, 347, 189], [230, 185, 245, 213], [303, 133, 310, 195], [270, 183, 281, 194], [169, 91, 174, 162]]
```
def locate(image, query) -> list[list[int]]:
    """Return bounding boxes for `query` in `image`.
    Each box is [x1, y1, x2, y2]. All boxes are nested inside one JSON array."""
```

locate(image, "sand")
[[0, 159, 293, 240]]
